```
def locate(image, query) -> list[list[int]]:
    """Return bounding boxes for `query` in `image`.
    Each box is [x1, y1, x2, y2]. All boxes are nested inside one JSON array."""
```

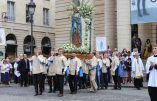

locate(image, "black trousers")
[[28, 75, 33, 85], [107, 68, 111, 83], [33, 73, 43, 94], [42, 74, 46, 91], [103, 73, 108, 89], [56, 74, 64, 94], [14, 75, 18, 84], [113, 75, 121, 89], [20, 72, 28, 86], [47, 76, 52, 91], [148, 87, 157, 101], [47, 76, 58, 92], [134, 78, 143, 89], [78, 77, 83, 89], [68, 75, 78, 93], [82, 73, 88, 88]]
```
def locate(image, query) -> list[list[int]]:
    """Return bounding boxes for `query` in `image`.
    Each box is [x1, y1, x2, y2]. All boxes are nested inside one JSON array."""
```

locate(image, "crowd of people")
[[0, 46, 156, 101]]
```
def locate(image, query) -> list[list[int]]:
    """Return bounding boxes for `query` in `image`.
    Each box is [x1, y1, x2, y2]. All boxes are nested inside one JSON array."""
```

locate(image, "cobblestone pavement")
[[0, 84, 150, 101]]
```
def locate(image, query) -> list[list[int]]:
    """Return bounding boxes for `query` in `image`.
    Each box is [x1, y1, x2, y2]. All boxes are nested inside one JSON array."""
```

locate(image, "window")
[[7, 1, 15, 21], [43, 8, 49, 25]]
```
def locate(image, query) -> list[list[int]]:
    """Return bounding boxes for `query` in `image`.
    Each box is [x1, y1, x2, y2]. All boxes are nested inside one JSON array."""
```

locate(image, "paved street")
[[0, 84, 150, 101]]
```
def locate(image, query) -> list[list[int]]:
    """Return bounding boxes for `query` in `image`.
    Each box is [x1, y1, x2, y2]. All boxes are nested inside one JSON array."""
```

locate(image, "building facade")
[[55, 0, 157, 52], [0, 0, 55, 60], [1, 0, 157, 60]]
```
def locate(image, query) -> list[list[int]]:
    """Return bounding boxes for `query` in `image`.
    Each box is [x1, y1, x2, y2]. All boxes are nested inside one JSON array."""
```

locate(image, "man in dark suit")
[[18, 54, 30, 87]]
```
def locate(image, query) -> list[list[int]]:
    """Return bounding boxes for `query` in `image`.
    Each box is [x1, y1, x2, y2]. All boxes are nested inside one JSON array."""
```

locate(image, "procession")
[[0, 0, 157, 101], [0, 46, 156, 101]]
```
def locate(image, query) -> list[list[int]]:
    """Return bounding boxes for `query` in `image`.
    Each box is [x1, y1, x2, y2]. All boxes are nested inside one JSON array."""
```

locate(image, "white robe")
[[146, 56, 157, 87], [132, 58, 144, 78]]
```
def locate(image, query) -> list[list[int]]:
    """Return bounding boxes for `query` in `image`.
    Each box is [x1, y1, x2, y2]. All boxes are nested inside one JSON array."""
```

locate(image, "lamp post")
[[28, 0, 36, 55]]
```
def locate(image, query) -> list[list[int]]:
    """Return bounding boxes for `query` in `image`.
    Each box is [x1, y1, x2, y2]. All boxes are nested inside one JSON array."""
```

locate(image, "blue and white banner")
[[131, 0, 157, 24], [0, 28, 6, 46], [96, 37, 107, 52]]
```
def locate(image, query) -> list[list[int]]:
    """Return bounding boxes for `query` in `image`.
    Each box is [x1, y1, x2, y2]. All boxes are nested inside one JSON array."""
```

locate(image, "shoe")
[[101, 87, 104, 90], [112, 88, 117, 90], [58, 94, 63, 97], [89, 91, 95, 93], [34, 93, 38, 96], [53, 90, 56, 93], [117, 88, 121, 90]]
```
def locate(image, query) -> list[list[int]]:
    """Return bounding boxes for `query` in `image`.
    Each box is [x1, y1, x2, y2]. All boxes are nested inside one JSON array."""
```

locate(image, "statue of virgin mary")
[[71, 0, 82, 48]]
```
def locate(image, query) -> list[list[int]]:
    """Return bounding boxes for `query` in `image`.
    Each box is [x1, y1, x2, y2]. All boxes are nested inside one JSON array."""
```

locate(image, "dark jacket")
[[17, 59, 30, 73]]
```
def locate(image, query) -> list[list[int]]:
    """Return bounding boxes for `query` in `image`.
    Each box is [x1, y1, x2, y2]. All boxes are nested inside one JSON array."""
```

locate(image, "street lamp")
[[28, 0, 36, 55]]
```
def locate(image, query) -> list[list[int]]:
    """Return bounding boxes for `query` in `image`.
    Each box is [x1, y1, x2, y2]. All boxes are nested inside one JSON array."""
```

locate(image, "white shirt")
[[1, 64, 10, 73], [29, 61, 32, 72], [97, 59, 102, 69], [146, 56, 157, 87], [14, 62, 18, 74]]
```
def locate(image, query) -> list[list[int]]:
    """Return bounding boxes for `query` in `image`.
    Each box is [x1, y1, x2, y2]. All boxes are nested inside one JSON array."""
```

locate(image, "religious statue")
[[70, 6, 82, 48], [66, 0, 93, 52]]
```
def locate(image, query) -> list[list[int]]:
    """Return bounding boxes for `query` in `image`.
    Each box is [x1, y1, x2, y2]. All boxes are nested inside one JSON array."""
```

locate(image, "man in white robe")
[[132, 52, 144, 90], [146, 45, 157, 101]]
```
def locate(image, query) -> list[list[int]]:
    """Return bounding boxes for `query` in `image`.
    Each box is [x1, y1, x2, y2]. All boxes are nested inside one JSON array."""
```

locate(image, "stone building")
[[0, 0, 55, 59], [0, 0, 157, 60], [55, 0, 157, 52]]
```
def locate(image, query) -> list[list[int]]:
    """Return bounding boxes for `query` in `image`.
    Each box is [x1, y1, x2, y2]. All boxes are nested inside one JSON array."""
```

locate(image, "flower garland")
[[79, 0, 95, 19], [62, 43, 89, 53]]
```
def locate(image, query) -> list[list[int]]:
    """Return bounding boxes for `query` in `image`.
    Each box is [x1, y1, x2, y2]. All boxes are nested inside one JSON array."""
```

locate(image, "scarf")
[[135, 58, 143, 78]]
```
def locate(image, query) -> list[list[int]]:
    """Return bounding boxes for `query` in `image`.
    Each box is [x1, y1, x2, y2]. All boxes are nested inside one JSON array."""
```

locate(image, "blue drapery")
[[96, 64, 101, 76], [118, 63, 123, 77], [70, 13, 82, 43], [65, 67, 69, 78], [79, 67, 83, 77]]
